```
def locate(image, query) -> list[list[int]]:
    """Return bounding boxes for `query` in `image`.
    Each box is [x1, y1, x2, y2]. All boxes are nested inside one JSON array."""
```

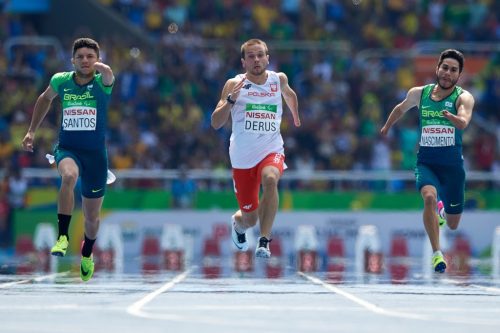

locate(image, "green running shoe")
[[80, 255, 95, 282], [51, 235, 69, 257], [437, 200, 446, 228], [432, 252, 447, 273]]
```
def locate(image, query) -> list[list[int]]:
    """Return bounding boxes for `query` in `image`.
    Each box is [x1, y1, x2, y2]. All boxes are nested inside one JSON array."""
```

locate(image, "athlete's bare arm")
[[279, 72, 300, 127], [93, 62, 114, 86], [211, 75, 246, 130], [444, 90, 474, 130], [22, 85, 58, 152], [380, 86, 423, 136]]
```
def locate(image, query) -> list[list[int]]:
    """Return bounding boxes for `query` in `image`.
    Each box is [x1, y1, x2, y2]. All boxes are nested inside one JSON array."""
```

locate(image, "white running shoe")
[[231, 216, 249, 251], [255, 237, 272, 258]]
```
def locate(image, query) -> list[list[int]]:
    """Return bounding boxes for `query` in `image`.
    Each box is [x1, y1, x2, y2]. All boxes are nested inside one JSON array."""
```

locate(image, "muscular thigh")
[[232, 153, 285, 213], [55, 145, 82, 173], [415, 163, 440, 192], [233, 167, 260, 213], [416, 162, 465, 214], [57, 147, 108, 199], [436, 164, 465, 214], [257, 152, 285, 177]]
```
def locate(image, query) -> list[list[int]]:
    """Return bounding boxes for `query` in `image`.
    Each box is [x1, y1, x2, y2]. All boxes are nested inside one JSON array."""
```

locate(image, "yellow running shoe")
[[80, 256, 95, 282], [432, 252, 447, 273], [51, 235, 69, 257]]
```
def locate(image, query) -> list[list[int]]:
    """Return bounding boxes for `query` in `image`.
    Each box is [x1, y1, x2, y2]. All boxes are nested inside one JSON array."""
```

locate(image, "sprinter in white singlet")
[[211, 39, 301, 258]]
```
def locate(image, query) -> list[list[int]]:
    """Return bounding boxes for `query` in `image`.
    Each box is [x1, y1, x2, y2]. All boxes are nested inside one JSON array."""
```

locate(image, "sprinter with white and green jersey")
[[380, 49, 475, 274], [22, 38, 115, 282], [212, 39, 301, 259]]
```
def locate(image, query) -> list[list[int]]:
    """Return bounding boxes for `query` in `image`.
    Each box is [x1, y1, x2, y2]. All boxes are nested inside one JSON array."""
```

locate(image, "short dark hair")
[[72, 38, 100, 58], [438, 49, 464, 73], [241, 39, 269, 59]]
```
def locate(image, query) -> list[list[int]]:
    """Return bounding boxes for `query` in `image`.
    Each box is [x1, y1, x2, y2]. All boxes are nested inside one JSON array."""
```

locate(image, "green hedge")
[[25, 188, 500, 210], [99, 190, 500, 210]]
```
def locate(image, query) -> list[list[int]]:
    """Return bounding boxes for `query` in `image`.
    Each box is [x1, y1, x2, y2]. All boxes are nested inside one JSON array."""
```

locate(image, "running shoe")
[[231, 216, 248, 251], [432, 252, 447, 273], [80, 255, 95, 282], [437, 200, 446, 228], [51, 235, 69, 257], [255, 237, 272, 258]]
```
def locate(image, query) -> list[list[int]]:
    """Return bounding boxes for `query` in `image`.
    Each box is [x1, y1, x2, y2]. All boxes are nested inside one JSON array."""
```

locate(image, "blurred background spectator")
[[171, 165, 197, 209], [0, 0, 499, 192], [7, 166, 27, 210], [0, 172, 11, 249], [0, 163, 27, 249]]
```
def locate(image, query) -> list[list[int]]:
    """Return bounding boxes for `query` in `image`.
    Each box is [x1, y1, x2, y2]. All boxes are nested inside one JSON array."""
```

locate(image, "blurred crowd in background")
[[0, 0, 499, 248], [0, 0, 499, 185]]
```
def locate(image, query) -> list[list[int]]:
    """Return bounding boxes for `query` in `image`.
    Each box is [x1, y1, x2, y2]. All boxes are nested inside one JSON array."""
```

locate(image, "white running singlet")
[[229, 71, 285, 169]]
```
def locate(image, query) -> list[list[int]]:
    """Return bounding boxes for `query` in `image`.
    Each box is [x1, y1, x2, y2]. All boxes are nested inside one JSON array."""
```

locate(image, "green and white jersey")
[[50, 71, 113, 150], [229, 71, 284, 168], [417, 84, 463, 165]]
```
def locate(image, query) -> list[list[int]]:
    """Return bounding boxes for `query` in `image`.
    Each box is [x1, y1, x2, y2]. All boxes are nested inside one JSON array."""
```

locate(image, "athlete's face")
[[436, 58, 460, 90], [72, 47, 99, 77], [241, 44, 269, 76]]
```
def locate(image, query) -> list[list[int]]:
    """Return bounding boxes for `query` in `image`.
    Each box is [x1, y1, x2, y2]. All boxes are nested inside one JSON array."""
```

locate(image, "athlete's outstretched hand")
[[22, 131, 35, 152], [279, 72, 300, 127], [93, 62, 114, 86], [292, 112, 301, 127], [380, 125, 390, 136], [229, 75, 247, 103], [93, 62, 110, 73]]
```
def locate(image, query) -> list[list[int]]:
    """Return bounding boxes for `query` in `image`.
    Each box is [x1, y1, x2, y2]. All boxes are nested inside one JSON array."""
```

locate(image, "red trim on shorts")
[[232, 153, 285, 212]]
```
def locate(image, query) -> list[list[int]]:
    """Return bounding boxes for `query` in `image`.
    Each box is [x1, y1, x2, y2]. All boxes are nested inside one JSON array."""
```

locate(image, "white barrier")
[[33, 223, 56, 251], [101, 211, 500, 276], [161, 224, 185, 271], [294, 225, 319, 272], [33, 223, 57, 272], [492, 227, 500, 279], [355, 225, 382, 277], [160, 224, 185, 250], [294, 225, 318, 251], [97, 224, 124, 273]]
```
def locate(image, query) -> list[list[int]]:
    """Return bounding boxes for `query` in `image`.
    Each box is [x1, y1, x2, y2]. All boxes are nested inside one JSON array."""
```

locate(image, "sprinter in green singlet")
[[22, 38, 115, 281], [380, 49, 475, 273]]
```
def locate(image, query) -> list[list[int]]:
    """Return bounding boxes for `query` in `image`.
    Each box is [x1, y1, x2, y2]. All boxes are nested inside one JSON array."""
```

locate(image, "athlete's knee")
[[261, 172, 279, 189], [422, 192, 437, 207], [60, 171, 78, 187], [446, 215, 461, 230]]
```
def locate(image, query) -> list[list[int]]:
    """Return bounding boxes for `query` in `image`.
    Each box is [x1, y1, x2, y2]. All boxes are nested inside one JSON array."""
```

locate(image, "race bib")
[[62, 106, 97, 131], [244, 103, 279, 134], [420, 125, 455, 147]]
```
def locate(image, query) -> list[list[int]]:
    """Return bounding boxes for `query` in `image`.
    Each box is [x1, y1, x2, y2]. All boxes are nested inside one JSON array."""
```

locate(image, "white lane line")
[[298, 272, 429, 320], [0, 271, 70, 289], [126, 269, 192, 318], [300, 273, 500, 326], [441, 278, 500, 294], [0, 279, 31, 288], [471, 285, 500, 293]]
